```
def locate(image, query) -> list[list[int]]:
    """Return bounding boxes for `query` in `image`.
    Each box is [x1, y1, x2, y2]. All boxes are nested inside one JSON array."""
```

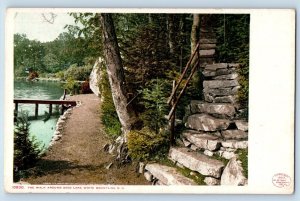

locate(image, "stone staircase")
[[141, 18, 248, 186], [141, 62, 248, 186]]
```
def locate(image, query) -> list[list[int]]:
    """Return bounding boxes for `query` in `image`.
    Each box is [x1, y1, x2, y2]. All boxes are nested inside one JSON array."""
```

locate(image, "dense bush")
[[14, 111, 42, 181], [64, 64, 93, 81], [63, 77, 81, 95], [127, 127, 169, 161]]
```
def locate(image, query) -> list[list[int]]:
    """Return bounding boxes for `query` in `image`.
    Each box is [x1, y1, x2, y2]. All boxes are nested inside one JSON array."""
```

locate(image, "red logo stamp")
[[272, 173, 291, 188]]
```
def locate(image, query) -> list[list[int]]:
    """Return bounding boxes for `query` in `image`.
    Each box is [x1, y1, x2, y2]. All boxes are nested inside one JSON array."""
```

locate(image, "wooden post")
[[15, 103, 18, 118], [35, 103, 38, 119], [61, 105, 65, 115], [170, 80, 176, 145], [49, 104, 52, 115]]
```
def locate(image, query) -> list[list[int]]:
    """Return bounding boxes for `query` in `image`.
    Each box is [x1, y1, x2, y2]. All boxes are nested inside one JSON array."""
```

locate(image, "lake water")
[[14, 80, 64, 150]]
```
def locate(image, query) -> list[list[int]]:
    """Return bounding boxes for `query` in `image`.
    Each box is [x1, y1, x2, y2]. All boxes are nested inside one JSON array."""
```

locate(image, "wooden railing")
[[14, 99, 77, 119], [167, 41, 201, 144]]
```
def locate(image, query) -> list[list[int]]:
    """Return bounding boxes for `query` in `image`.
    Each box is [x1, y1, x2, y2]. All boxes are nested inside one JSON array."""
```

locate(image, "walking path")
[[25, 94, 148, 185]]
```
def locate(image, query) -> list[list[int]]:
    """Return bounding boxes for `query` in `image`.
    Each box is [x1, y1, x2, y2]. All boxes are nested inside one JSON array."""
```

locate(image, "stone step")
[[203, 87, 239, 97], [182, 130, 221, 151], [203, 80, 239, 89], [186, 113, 231, 132], [199, 49, 215, 58], [199, 38, 217, 44], [213, 73, 239, 80], [199, 43, 216, 50], [221, 130, 248, 140], [190, 100, 236, 118], [145, 163, 196, 185], [169, 147, 225, 178]]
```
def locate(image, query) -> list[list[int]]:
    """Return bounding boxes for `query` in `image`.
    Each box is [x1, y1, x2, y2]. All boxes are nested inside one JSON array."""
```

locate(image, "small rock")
[[108, 144, 116, 154], [204, 150, 214, 157], [105, 162, 113, 169], [221, 151, 236, 160], [235, 120, 248, 131], [190, 145, 198, 151], [221, 140, 248, 149], [204, 177, 220, 185], [144, 171, 153, 182], [103, 143, 110, 152], [221, 157, 247, 185], [182, 138, 191, 147], [139, 162, 146, 174]]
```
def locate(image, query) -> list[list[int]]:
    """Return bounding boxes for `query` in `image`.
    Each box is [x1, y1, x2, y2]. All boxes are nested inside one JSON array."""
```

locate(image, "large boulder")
[[190, 100, 236, 118], [220, 157, 247, 185], [169, 147, 224, 178], [89, 57, 103, 97], [145, 163, 196, 185], [186, 114, 231, 132]]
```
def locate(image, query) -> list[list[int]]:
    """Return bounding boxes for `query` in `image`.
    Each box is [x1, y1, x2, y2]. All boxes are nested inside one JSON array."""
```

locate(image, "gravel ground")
[[24, 94, 148, 185]]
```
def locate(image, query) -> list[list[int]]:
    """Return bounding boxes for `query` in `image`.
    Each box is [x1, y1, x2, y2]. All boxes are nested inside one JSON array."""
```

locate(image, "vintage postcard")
[[4, 8, 295, 194]]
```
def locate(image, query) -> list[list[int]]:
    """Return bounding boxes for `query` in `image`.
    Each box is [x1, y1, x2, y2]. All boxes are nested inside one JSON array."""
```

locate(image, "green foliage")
[[139, 78, 171, 133], [236, 148, 248, 178], [55, 71, 65, 80], [14, 111, 42, 181], [99, 68, 122, 138], [63, 77, 80, 95], [127, 127, 169, 161], [63, 64, 92, 81]]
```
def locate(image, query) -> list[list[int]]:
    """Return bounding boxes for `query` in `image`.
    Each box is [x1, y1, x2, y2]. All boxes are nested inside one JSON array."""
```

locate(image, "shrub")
[[64, 64, 92, 81], [55, 71, 65, 81], [127, 127, 169, 161], [14, 111, 42, 181], [63, 77, 80, 95], [139, 78, 171, 133]]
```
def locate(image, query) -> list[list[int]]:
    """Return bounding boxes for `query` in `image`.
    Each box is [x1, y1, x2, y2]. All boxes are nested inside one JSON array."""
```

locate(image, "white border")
[[4, 8, 295, 194]]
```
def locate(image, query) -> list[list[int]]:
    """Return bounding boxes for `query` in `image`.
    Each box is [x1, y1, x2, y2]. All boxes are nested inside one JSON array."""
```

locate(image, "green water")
[[14, 80, 64, 149]]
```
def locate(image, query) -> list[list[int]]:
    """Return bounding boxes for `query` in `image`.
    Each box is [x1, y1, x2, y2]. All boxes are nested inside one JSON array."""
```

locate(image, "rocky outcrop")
[[220, 157, 247, 185], [89, 57, 104, 97]]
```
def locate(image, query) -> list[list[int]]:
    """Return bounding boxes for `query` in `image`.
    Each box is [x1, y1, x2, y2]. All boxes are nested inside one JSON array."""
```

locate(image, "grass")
[[236, 148, 248, 178]]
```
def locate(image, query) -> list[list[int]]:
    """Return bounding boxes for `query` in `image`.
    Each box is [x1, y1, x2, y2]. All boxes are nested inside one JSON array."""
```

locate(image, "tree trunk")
[[167, 14, 176, 55], [191, 14, 200, 53], [99, 13, 137, 136]]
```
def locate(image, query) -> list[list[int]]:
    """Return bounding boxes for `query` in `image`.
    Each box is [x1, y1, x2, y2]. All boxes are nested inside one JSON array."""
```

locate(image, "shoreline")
[[15, 77, 85, 83]]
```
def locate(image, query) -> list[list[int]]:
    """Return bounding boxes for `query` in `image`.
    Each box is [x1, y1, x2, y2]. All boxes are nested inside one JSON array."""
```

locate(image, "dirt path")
[[25, 94, 148, 185]]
